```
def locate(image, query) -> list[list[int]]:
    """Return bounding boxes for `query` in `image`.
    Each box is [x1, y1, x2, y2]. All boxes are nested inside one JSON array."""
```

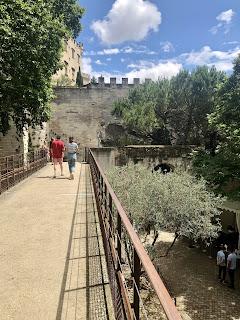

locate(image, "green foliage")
[[113, 67, 226, 145], [54, 75, 73, 87], [76, 67, 83, 87], [107, 164, 222, 246], [91, 76, 98, 84], [0, 0, 84, 135], [49, 0, 85, 38], [193, 55, 240, 198], [193, 149, 240, 187]]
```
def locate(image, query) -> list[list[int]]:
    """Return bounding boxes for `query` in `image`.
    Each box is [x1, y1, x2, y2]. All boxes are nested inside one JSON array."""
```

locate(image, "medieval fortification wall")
[[50, 77, 139, 147]]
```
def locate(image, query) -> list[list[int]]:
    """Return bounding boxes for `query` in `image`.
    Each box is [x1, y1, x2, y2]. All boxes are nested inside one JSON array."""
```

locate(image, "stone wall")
[[0, 127, 28, 157], [91, 145, 193, 172], [0, 124, 48, 157], [50, 86, 130, 147]]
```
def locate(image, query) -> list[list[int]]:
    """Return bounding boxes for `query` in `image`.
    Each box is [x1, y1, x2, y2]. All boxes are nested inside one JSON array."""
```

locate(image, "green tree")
[[113, 67, 225, 145], [0, 0, 84, 135], [113, 81, 170, 143], [193, 55, 240, 197], [91, 76, 98, 84], [107, 164, 223, 255], [49, 0, 85, 37], [76, 67, 83, 87], [55, 75, 73, 87]]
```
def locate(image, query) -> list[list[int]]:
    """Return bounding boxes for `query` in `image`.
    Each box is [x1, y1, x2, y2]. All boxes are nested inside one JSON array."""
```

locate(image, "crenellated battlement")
[[91, 76, 151, 87]]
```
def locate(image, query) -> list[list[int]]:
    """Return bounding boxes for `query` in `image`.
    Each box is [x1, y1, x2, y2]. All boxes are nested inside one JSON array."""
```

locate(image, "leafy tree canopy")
[[193, 55, 240, 198], [0, 0, 84, 135], [107, 164, 223, 254], [113, 66, 226, 145]]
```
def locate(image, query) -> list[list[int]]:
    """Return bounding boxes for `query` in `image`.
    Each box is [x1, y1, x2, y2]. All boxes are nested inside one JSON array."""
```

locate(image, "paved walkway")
[[0, 163, 114, 320], [155, 233, 240, 320]]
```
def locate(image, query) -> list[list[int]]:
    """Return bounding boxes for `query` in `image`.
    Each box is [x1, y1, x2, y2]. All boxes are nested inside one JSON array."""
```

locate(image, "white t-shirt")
[[227, 253, 237, 270], [66, 142, 78, 160], [217, 250, 226, 266]]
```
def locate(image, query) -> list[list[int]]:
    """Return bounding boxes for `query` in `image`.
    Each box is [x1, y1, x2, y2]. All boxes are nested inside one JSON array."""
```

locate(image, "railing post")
[[133, 249, 141, 320], [0, 161, 2, 195], [117, 213, 122, 271], [109, 195, 113, 238], [6, 157, 9, 190]]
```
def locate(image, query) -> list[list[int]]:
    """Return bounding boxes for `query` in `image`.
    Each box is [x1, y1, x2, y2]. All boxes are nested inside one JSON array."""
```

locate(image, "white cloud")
[[217, 9, 234, 23], [121, 58, 125, 63], [98, 48, 120, 55], [123, 47, 134, 54], [91, 0, 161, 45], [208, 61, 233, 72], [84, 46, 157, 57], [210, 9, 235, 34], [126, 61, 182, 81], [160, 41, 175, 53], [181, 45, 240, 71], [82, 57, 93, 74], [106, 58, 112, 61], [223, 41, 239, 46], [95, 59, 106, 65], [127, 60, 155, 69]]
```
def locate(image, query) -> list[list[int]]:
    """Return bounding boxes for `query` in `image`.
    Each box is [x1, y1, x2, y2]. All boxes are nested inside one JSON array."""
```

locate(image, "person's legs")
[[222, 266, 226, 282], [71, 159, 76, 180], [228, 270, 235, 288], [59, 158, 63, 176], [218, 266, 222, 279], [68, 159, 72, 179], [53, 158, 57, 177], [68, 158, 75, 179]]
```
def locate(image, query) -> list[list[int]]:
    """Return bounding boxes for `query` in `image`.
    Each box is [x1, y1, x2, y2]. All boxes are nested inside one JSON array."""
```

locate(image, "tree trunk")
[[152, 231, 159, 246], [160, 233, 179, 257]]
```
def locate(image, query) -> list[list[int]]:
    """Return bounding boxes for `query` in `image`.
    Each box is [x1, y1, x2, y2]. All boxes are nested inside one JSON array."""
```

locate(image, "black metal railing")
[[0, 149, 48, 195], [88, 149, 182, 320]]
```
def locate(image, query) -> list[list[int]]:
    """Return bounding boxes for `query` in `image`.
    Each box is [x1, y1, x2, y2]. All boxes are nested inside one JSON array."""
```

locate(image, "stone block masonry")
[[0, 127, 28, 157], [50, 86, 130, 147]]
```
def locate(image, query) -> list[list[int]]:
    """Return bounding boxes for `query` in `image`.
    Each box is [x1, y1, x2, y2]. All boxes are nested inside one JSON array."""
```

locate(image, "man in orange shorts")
[[51, 135, 65, 178]]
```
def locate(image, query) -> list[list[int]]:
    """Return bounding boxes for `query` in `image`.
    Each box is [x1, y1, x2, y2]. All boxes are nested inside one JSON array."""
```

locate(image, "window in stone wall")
[[72, 68, 75, 80], [64, 61, 68, 76], [77, 54, 80, 64], [72, 48, 75, 59]]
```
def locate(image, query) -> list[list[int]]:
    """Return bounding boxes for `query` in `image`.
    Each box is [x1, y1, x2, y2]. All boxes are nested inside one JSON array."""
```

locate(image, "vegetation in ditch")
[[107, 164, 224, 257]]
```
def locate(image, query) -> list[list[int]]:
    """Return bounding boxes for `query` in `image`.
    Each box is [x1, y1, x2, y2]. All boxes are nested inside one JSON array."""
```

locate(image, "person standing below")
[[66, 137, 78, 180], [227, 246, 237, 289], [217, 244, 227, 283], [51, 135, 65, 178]]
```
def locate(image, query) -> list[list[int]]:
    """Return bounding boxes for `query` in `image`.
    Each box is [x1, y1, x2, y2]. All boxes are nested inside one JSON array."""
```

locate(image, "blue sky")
[[78, 0, 240, 83]]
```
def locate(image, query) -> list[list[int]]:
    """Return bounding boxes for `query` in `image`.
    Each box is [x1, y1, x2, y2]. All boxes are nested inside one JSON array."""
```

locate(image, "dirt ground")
[[153, 232, 240, 320]]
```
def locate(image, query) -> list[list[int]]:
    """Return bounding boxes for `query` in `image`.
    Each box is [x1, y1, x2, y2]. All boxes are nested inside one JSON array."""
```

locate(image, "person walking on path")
[[66, 137, 78, 180], [227, 247, 237, 289], [51, 135, 65, 178], [217, 244, 227, 283]]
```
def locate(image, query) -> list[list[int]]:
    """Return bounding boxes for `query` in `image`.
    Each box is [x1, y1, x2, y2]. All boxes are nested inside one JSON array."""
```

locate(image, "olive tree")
[[107, 164, 223, 255]]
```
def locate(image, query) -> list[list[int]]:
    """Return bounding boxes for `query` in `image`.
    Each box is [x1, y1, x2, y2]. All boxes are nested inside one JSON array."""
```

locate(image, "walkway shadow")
[[153, 236, 240, 320], [37, 176, 69, 180], [56, 164, 114, 320]]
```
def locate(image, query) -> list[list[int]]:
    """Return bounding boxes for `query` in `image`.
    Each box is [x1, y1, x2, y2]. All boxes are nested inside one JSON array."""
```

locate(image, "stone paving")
[[58, 164, 114, 320], [0, 163, 114, 320], [155, 233, 240, 320]]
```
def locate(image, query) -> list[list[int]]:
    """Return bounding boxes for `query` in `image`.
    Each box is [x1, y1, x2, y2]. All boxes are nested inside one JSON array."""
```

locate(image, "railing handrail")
[[89, 149, 182, 320], [0, 149, 46, 162]]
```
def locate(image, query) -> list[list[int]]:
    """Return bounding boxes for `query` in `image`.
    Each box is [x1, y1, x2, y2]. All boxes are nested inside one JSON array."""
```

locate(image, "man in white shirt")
[[66, 137, 79, 180], [217, 244, 226, 283], [227, 247, 237, 289]]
